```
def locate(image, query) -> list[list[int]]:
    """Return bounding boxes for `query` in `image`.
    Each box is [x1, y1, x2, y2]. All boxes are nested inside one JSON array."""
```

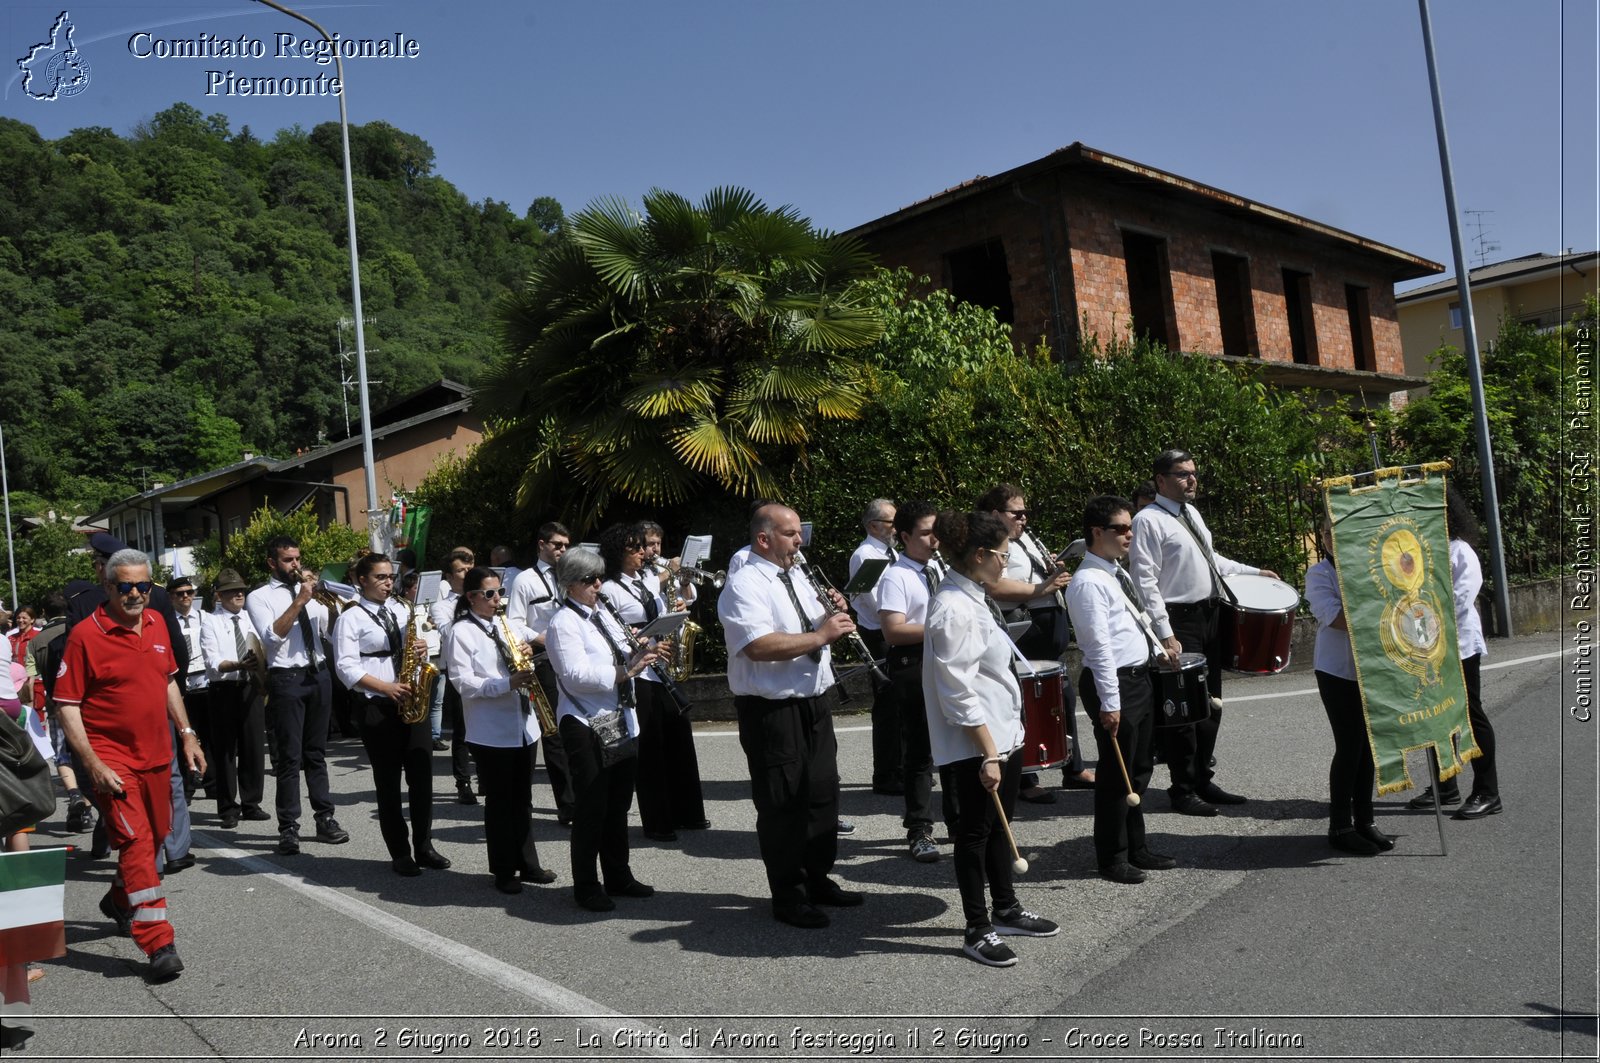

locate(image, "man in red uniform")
[[55, 549, 206, 983]]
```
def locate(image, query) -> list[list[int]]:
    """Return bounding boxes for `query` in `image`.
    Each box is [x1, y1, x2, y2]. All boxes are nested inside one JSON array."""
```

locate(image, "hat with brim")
[[88, 531, 129, 556], [214, 568, 249, 593]]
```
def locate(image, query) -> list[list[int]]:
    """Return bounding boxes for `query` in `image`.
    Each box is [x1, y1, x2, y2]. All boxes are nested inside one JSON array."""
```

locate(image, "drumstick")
[[989, 788, 1028, 874], [1107, 733, 1141, 808]]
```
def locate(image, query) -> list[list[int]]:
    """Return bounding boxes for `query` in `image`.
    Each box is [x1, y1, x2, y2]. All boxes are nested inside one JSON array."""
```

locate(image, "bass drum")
[[1019, 660, 1068, 771], [1223, 573, 1301, 674], [1149, 652, 1211, 729]]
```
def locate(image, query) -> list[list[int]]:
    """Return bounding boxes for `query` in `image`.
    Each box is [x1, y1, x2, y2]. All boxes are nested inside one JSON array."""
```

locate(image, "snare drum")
[[1019, 660, 1068, 771], [1222, 574, 1301, 674], [1149, 652, 1211, 729]]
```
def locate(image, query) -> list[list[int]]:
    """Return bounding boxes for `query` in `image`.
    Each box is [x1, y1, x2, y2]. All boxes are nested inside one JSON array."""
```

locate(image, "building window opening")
[[945, 238, 1014, 324], [1211, 251, 1256, 357], [1122, 230, 1175, 350], [1282, 267, 1318, 365], [1345, 284, 1375, 371]]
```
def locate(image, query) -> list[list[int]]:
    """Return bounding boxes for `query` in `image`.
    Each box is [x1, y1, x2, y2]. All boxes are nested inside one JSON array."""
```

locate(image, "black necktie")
[[483, 618, 532, 723], [923, 563, 941, 597], [375, 604, 403, 660], [776, 570, 822, 664], [632, 576, 660, 621], [1179, 503, 1222, 598], [589, 610, 634, 708], [231, 614, 246, 659], [296, 602, 320, 673]]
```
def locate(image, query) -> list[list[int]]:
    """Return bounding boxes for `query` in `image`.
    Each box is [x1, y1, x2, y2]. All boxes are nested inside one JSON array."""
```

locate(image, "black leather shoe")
[[606, 879, 655, 898], [242, 806, 272, 822], [494, 875, 523, 895], [521, 866, 558, 885], [1407, 784, 1460, 809], [391, 857, 422, 877], [145, 944, 184, 983], [315, 818, 350, 844], [643, 829, 679, 842], [1018, 785, 1057, 805], [1453, 793, 1502, 820], [163, 854, 196, 874], [774, 901, 830, 929], [277, 831, 300, 856], [1329, 827, 1380, 856], [575, 886, 615, 912], [677, 819, 712, 831], [1130, 850, 1177, 871], [1196, 783, 1247, 805], [414, 848, 452, 870], [556, 810, 575, 828], [456, 785, 478, 806], [99, 893, 132, 936], [1355, 823, 1396, 851], [1098, 862, 1148, 885], [807, 878, 864, 907], [1170, 793, 1218, 817], [218, 812, 240, 829]]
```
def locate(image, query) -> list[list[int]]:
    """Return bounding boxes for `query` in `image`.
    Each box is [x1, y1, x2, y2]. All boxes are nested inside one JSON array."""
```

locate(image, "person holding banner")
[[1129, 450, 1276, 816], [1306, 523, 1393, 856]]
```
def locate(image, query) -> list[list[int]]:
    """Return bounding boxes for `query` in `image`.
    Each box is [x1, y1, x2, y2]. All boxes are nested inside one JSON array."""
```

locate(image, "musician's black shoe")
[[643, 829, 679, 842], [431, 738, 448, 751], [606, 879, 655, 899], [276, 830, 300, 856], [807, 878, 864, 907], [1130, 850, 1177, 871], [219, 811, 240, 830], [163, 853, 196, 875], [242, 806, 272, 822], [494, 875, 522, 895], [1098, 862, 1148, 885], [556, 809, 575, 828], [835, 818, 856, 835], [575, 885, 615, 912], [1170, 793, 1217, 817], [990, 906, 1059, 937], [1018, 785, 1057, 805], [962, 927, 1018, 967], [1196, 783, 1247, 805], [1453, 792, 1502, 820], [414, 847, 451, 870], [1061, 770, 1096, 790], [1355, 823, 1396, 851], [677, 819, 712, 831], [773, 901, 830, 929], [521, 866, 558, 885], [455, 784, 478, 806], [315, 818, 350, 844], [908, 834, 940, 863], [1407, 783, 1460, 809], [391, 857, 422, 877], [1328, 827, 1381, 856]]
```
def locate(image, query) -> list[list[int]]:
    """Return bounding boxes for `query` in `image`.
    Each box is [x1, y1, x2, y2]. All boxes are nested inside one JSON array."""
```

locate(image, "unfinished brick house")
[[845, 143, 1443, 401]]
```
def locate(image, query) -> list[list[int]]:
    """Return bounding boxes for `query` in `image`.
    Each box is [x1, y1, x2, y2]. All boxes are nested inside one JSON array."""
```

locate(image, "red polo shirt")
[[54, 605, 177, 770]]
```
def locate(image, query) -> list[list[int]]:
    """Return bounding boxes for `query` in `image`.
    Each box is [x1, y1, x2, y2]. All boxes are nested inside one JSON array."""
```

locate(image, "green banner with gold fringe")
[[1323, 465, 1478, 795]]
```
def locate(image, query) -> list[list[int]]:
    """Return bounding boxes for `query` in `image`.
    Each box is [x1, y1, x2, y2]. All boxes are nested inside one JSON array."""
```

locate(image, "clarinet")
[[596, 592, 693, 715], [794, 550, 890, 701]]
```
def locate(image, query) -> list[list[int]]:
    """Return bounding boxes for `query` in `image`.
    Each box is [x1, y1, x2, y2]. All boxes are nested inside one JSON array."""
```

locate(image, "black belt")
[[268, 664, 315, 675], [1028, 604, 1064, 614], [1166, 599, 1219, 616], [1116, 664, 1149, 677], [886, 645, 924, 669]]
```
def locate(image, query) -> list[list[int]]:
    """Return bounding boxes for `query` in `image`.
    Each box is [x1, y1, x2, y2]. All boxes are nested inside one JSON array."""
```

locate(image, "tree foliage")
[[208, 505, 367, 592], [486, 187, 885, 533], [0, 105, 561, 521]]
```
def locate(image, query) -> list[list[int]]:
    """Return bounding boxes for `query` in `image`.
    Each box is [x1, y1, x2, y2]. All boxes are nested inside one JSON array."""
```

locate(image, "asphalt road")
[[12, 630, 1597, 1062]]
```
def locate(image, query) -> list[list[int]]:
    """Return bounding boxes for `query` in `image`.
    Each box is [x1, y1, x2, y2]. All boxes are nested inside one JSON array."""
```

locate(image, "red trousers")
[[95, 763, 174, 956]]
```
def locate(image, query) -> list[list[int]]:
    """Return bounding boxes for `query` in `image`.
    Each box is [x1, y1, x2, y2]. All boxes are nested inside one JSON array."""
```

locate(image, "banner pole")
[[1426, 747, 1449, 857]]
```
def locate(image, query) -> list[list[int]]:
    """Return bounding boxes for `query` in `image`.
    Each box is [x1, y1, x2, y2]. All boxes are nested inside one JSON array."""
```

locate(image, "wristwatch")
[[178, 727, 198, 737]]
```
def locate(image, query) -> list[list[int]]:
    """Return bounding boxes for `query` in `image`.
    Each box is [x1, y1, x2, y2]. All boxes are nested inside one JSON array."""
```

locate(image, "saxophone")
[[655, 560, 701, 682], [496, 613, 557, 738], [396, 597, 438, 724]]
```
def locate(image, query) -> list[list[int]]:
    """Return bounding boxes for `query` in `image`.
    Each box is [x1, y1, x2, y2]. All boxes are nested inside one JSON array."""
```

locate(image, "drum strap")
[[1113, 566, 1164, 662], [1175, 505, 1240, 606]]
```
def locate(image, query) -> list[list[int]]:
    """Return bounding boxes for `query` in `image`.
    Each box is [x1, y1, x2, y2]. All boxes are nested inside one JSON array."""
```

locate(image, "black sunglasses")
[[115, 580, 154, 595]]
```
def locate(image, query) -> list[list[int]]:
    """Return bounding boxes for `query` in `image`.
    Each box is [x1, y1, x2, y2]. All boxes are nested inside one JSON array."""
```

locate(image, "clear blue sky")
[[3, 0, 1595, 291]]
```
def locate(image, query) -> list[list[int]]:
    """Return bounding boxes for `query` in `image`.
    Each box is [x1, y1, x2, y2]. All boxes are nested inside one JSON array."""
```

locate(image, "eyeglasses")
[[172, 589, 196, 597], [1165, 470, 1198, 481], [469, 588, 504, 599], [985, 549, 1011, 563], [369, 572, 396, 582], [115, 580, 154, 595], [546, 541, 570, 551], [1003, 509, 1030, 519], [581, 575, 603, 585], [1100, 523, 1133, 535]]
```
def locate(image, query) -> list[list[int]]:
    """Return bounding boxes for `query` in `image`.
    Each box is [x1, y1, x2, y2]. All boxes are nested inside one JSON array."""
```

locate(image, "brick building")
[[845, 143, 1443, 399]]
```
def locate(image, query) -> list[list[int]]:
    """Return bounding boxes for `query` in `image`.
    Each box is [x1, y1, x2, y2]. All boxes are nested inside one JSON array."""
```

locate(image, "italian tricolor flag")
[[0, 848, 67, 966]]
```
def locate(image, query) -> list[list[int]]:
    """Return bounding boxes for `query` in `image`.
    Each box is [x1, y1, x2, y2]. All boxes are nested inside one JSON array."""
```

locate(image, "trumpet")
[[794, 550, 889, 702], [678, 565, 726, 589]]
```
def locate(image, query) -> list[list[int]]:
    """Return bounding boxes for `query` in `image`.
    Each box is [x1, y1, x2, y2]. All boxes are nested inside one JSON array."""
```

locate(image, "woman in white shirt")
[[1305, 523, 1391, 857], [923, 510, 1059, 968], [448, 567, 557, 895], [544, 548, 660, 913]]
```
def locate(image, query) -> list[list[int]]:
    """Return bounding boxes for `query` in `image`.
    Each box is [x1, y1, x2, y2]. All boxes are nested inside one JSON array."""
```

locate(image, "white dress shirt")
[[718, 553, 835, 700], [332, 596, 408, 690], [1129, 495, 1260, 640], [1065, 553, 1156, 714], [847, 535, 895, 632], [429, 586, 461, 661], [1305, 558, 1356, 681], [245, 580, 329, 669], [877, 554, 940, 628], [601, 572, 664, 685], [1007, 529, 1063, 611], [508, 561, 561, 638], [200, 606, 251, 684], [544, 601, 639, 736], [726, 544, 753, 577], [1451, 539, 1488, 660], [921, 570, 1024, 767], [448, 614, 540, 748], [173, 608, 209, 691]]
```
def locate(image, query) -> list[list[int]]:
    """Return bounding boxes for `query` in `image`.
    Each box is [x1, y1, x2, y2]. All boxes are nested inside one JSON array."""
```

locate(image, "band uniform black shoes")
[[1098, 862, 1148, 885], [1170, 793, 1218, 817], [1407, 784, 1460, 809], [1453, 792, 1502, 819], [1196, 783, 1247, 805], [962, 927, 1018, 967]]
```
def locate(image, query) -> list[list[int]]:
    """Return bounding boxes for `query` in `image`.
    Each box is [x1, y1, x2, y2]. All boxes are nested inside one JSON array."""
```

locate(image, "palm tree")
[[484, 187, 884, 531]]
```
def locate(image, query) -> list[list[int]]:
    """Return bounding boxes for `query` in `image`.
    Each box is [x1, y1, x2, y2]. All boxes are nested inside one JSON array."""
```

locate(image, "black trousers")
[[443, 681, 475, 789], [633, 680, 706, 833], [1432, 654, 1498, 796], [1080, 669, 1156, 867], [560, 715, 638, 890], [734, 693, 840, 906], [1315, 671, 1374, 829], [889, 654, 958, 835], [861, 628, 902, 790], [949, 750, 1022, 929], [468, 742, 543, 878], [534, 662, 575, 819], [357, 699, 434, 860], [208, 679, 265, 815], [1160, 599, 1225, 798], [180, 684, 213, 795], [267, 667, 334, 832]]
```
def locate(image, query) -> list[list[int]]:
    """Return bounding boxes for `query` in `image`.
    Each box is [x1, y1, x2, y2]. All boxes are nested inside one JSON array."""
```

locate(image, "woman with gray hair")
[[544, 548, 661, 913]]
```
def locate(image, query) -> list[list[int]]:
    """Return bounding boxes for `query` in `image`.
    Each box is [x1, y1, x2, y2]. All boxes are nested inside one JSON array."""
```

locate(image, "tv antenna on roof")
[[1463, 210, 1499, 269]]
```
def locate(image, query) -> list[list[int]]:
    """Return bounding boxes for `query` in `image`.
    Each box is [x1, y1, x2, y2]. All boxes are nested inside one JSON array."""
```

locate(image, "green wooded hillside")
[[0, 103, 561, 515]]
